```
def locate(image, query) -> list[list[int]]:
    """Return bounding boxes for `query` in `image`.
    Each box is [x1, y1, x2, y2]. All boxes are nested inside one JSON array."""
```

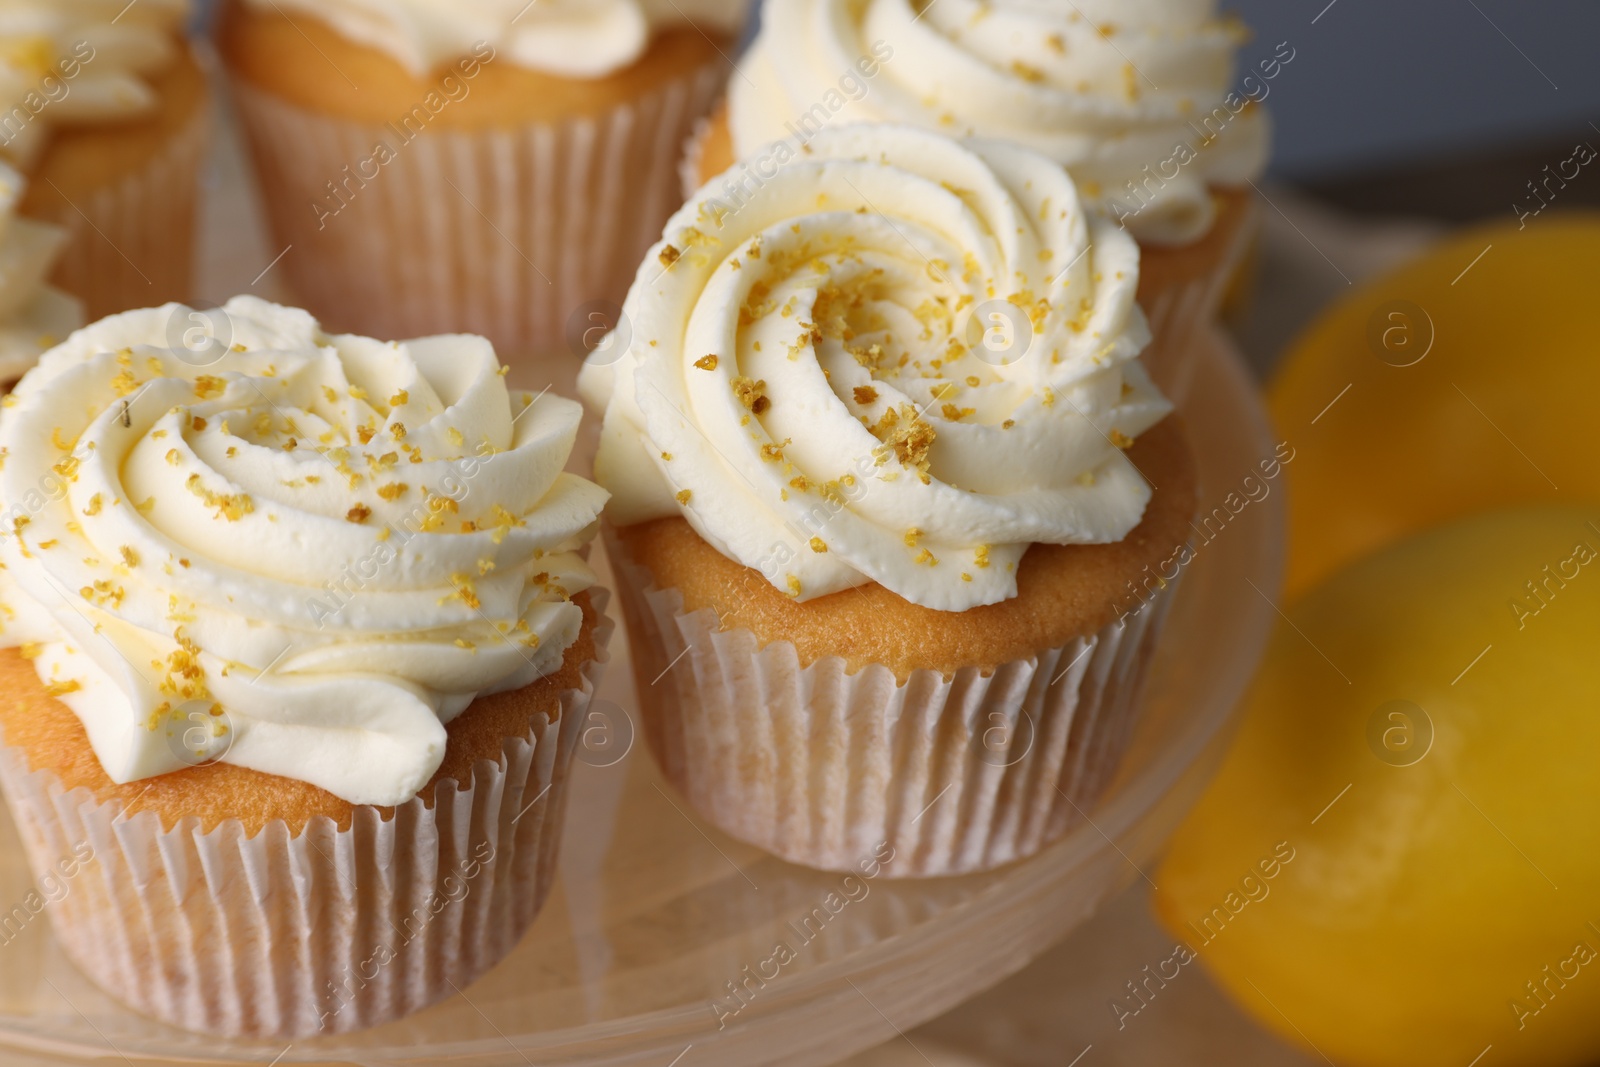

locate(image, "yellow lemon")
[[1269, 215, 1600, 601], [1155, 506, 1600, 1067]]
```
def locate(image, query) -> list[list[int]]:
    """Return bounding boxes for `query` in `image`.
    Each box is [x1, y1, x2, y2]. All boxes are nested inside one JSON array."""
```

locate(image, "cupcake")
[[0, 163, 83, 385], [580, 124, 1198, 877], [216, 0, 752, 388], [0, 296, 609, 1036], [3, 0, 210, 319], [689, 0, 1272, 397]]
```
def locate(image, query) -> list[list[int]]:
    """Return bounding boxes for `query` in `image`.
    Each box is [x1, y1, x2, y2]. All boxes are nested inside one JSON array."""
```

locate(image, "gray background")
[[1230, 0, 1598, 179]]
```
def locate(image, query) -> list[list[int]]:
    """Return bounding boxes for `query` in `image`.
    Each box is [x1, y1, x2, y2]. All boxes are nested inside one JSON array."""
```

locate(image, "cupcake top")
[[0, 0, 193, 167], [245, 0, 749, 78], [728, 0, 1271, 245], [0, 163, 81, 381], [0, 297, 607, 806], [579, 123, 1171, 614]]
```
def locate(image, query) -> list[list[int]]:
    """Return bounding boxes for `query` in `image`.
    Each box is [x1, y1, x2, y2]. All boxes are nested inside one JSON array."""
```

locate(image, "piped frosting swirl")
[[244, 0, 748, 78], [728, 0, 1271, 245], [580, 124, 1170, 613], [0, 162, 80, 381], [0, 296, 606, 806], [0, 0, 192, 167]]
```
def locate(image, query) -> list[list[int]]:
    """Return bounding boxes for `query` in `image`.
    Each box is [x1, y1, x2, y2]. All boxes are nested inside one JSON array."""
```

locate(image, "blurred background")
[[1233, 0, 1598, 189]]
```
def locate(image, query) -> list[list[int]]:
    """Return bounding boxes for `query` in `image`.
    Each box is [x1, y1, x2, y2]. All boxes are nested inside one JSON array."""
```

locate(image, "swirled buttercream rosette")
[[584, 125, 1197, 875], [0, 296, 610, 1035], [0, 162, 82, 383], [4, 0, 209, 318], [690, 0, 1270, 394], [242, 0, 750, 78]]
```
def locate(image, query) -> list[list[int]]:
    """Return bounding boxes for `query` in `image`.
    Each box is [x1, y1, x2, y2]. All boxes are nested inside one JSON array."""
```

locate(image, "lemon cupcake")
[[216, 0, 752, 388], [581, 125, 1197, 877], [0, 296, 609, 1036], [2, 0, 209, 319], [0, 163, 82, 385], [689, 0, 1272, 397]]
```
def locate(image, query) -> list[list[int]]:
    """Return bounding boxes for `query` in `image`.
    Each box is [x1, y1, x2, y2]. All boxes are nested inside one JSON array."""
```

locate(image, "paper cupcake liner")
[[35, 93, 210, 321], [1135, 195, 1259, 401], [0, 607, 611, 1039], [226, 62, 725, 386], [609, 537, 1177, 878], [680, 112, 718, 196]]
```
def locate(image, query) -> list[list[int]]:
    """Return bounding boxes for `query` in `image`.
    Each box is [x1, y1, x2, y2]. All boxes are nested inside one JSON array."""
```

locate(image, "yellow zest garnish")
[[185, 475, 254, 522], [443, 573, 480, 610], [731, 376, 771, 415], [869, 405, 936, 484]]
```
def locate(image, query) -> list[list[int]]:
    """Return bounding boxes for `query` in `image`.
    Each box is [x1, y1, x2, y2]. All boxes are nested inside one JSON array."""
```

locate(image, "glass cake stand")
[[0, 330, 1284, 1067]]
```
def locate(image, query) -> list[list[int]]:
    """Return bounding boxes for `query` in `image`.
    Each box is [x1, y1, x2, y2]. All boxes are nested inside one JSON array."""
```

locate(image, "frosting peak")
[[0, 162, 81, 381], [728, 0, 1272, 245], [247, 0, 749, 78], [580, 124, 1170, 613], [0, 297, 607, 806], [0, 0, 192, 167]]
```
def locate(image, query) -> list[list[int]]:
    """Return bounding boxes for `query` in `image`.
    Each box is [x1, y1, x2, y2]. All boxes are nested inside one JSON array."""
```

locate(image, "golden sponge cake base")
[[615, 419, 1198, 680], [0, 593, 598, 835]]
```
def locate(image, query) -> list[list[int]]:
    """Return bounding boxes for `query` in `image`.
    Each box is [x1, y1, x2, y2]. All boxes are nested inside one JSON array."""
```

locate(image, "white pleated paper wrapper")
[[33, 85, 210, 322], [226, 61, 725, 384], [679, 112, 719, 199], [611, 540, 1177, 878], [0, 611, 611, 1039], [1134, 193, 1258, 402]]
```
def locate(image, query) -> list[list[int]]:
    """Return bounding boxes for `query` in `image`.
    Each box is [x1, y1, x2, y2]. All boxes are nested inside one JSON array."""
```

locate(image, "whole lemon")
[[1269, 215, 1600, 600], [1156, 506, 1600, 1067]]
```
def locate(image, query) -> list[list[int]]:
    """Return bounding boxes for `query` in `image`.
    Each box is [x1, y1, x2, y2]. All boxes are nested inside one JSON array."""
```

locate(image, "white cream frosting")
[[0, 162, 81, 382], [246, 0, 749, 79], [579, 124, 1170, 613], [728, 0, 1272, 245], [0, 0, 192, 167], [0, 296, 606, 806]]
